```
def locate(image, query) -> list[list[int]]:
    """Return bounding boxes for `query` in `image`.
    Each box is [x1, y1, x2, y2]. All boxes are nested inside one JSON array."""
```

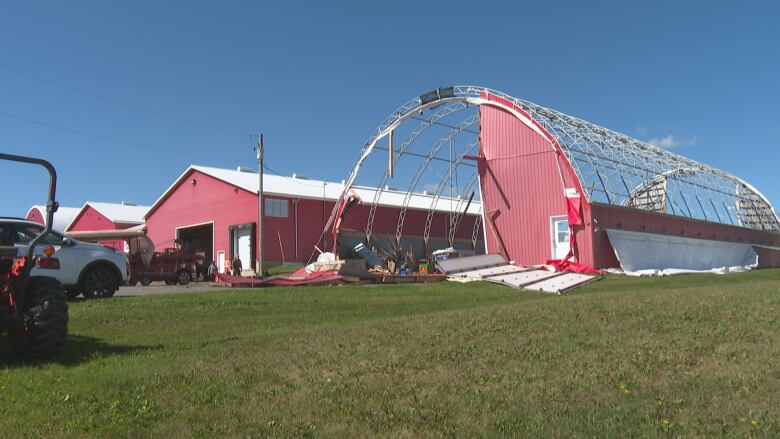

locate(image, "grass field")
[[1, 270, 779, 437]]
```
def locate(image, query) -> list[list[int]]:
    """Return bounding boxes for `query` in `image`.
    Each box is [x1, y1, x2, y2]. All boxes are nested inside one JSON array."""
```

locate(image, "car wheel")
[[140, 277, 152, 286], [177, 270, 191, 286], [81, 266, 119, 299]]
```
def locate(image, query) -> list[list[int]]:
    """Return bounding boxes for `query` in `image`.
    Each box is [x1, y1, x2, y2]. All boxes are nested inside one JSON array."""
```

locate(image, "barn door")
[[551, 216, 570, 260]]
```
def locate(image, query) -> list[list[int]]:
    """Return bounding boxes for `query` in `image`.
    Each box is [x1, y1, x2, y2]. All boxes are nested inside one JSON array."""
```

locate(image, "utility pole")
[[256, 133, 264, 277]]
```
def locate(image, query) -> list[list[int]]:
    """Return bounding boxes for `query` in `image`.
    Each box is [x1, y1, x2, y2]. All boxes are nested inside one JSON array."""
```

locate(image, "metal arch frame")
[[325, 85, 779, 256], [325, 87, 568, 242], [364, 101, 472, 244], [393, 114, 480, 245], [421, 136, 480, 248]]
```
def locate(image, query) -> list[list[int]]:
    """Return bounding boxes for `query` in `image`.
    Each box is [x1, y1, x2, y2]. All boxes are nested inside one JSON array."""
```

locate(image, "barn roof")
[[144, 165, 482, 220], [66, 202, 150, 231], [26, 205, 81, 232]]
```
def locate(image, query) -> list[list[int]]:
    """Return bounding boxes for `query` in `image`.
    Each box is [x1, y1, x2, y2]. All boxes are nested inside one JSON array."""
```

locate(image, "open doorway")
[[176, 222, 214, 279]]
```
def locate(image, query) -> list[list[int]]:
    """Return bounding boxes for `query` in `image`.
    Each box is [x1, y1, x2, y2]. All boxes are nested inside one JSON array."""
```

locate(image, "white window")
[[556, 219, 570, 244], [264, 198, 288, 218]]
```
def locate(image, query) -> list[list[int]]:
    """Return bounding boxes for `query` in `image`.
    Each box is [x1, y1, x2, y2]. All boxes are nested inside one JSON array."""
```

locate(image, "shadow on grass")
[[0, 334, 162, 368]]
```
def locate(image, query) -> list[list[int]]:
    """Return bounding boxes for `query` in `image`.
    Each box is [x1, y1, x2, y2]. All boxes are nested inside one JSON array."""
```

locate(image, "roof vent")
[[237, 166, 254, 173], [292, 173, 310, 180], [121, 201, 137, 206]]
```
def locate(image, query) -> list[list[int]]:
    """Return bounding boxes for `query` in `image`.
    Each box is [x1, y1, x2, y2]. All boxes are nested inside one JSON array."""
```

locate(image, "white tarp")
[[606, 229, 758, 276]]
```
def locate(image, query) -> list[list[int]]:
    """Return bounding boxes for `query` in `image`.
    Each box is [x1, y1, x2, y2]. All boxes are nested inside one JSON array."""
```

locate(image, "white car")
[[1, 218, 129, 299]]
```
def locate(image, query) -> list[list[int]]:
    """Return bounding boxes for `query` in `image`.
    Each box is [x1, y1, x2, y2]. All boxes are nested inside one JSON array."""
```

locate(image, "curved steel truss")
[[328, 85, 779, 253]]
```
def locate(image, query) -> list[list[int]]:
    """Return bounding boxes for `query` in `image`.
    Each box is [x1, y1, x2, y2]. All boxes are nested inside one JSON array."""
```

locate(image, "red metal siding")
[[477, 102, 590, 266], [590, 203, 780, 268], [146, 170, 263, 264]]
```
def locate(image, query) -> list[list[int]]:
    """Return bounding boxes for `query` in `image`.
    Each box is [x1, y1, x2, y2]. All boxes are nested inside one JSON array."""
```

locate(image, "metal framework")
[[327, 85, 780, 254]]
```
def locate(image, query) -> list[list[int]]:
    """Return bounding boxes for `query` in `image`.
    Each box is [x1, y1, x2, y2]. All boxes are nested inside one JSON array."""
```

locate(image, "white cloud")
[[646, 134, 697, 149]]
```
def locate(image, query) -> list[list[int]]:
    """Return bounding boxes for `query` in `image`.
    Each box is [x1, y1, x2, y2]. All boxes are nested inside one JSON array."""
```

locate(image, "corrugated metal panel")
[[478, 104, 585, 266], [486, 270, 562, 288], [451, 265, 529, 279], [523, 272, 600, 294]]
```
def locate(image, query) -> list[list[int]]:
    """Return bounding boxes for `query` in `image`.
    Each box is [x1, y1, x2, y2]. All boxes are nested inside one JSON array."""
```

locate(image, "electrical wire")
[[0, 63, 252, 137], [0, 110, 230, 162]]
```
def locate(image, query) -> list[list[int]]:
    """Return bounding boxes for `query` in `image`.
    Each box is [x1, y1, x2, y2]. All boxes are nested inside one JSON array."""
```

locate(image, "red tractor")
[[0, 153, 68, 358]]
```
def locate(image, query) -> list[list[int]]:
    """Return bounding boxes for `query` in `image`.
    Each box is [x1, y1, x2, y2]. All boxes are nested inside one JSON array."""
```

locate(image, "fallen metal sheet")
[[452, 264, 529, 279], [523, 273, 600, 294], [435, 253, 508, 275], [485, 269, 562, 288]]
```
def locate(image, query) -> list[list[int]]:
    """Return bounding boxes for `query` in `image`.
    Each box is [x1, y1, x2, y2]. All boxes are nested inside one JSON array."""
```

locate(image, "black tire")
[[140, 277, 152, 286], [177, 270, 191, 286], [8, 276, 68, 359], [65, 290, 80, 300], [80, 265, 119, 299]]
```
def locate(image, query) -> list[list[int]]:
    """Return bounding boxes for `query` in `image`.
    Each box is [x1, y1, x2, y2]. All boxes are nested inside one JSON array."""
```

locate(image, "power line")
[[0, 110, 230, 162], [0, 63, 251, 137]]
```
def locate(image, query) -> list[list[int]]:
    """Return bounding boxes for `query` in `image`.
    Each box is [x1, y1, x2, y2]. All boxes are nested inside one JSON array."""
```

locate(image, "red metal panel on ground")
[[478, 103, 588, 266], [590, 203, 780, 268]]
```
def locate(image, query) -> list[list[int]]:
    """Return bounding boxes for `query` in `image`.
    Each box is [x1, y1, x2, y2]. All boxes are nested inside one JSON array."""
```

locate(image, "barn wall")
[[145, 170, 260, 266], [478, 103, 589, 266], [590, 203, 780, 268], [67, 205, 130, 251]]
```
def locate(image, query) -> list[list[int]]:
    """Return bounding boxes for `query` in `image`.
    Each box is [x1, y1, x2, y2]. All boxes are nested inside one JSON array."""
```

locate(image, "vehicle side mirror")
[[62, 237, 74, 246]]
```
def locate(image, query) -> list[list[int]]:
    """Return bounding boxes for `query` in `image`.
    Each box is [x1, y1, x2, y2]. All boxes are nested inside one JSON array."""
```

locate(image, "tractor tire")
[[140, 277, 152, 286], [177, 270, 191, 286], [8, 276, 68, 359], [80, 266, 119, 299]]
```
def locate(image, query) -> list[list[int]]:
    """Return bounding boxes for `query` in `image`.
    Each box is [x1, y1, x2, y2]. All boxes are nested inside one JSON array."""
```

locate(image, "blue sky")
[[1, 1, 778, 216]]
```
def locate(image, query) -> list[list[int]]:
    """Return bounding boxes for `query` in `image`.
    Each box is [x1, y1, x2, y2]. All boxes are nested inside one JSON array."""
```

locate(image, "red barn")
[[65, 202, 150, 252], [144, 165, 483, 275], [331, 86, 780, 273], [26, 205, 81, 233]]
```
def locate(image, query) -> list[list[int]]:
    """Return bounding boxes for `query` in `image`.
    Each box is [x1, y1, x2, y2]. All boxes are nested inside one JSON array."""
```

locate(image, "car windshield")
[[14, 224, 65, 246]]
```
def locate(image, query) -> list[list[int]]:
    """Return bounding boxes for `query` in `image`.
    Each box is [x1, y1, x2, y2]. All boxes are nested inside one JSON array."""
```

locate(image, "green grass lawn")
[[1, 270, 779, 437]]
